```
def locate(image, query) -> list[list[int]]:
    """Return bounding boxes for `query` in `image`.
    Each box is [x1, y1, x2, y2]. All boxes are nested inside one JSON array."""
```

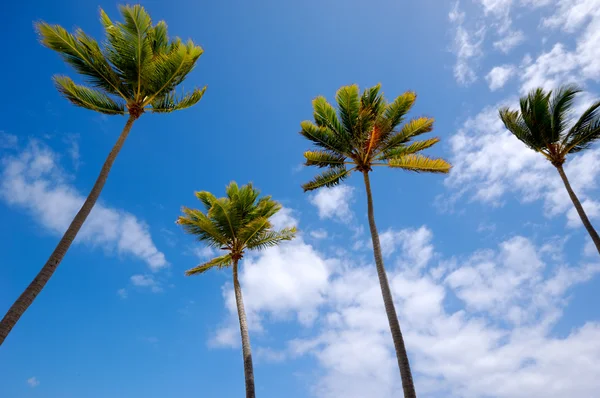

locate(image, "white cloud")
[[206, 203, 600, 398], [0, 141, 167, 270], [270, 206, 299, 230], [117, 288, 128, 299], [493, 29, 525, 53], [27, 377, 39, 388], [287, 227, 600, 398], [520, 44, 580, 94], [309, 185, 355, 223], [0, 132, 18, 149], [192, 246, 216, 260], [486, 65, 516, 90], [310, 229, 328, 239], [211, 237, 334, 346], [449, 2, 486, 85], [130, 274, 163, 293]]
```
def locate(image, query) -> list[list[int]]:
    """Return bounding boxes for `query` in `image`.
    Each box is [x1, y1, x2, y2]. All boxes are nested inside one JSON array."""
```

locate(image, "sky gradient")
[[1, 0, 600, 397]]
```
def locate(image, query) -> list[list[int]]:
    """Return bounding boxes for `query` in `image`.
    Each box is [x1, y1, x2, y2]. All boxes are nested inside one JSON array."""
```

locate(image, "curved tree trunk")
[[362, 171, 417, 398], [0, 115, 137, 346], [233, 259, 256, 398], [556, 164, 600, 255]]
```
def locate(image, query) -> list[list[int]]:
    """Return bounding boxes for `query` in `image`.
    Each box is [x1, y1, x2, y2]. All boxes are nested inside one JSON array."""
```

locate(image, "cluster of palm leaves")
[[1, 5, 599, 398]]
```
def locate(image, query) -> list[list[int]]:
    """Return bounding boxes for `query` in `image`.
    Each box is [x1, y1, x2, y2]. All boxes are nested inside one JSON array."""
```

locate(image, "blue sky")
[[1, 0, 600, 397]]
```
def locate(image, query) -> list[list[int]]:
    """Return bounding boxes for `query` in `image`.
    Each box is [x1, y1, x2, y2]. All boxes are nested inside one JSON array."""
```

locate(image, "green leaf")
[[304, 150, 347, 167], [380, 138, 440, 160], [36, 22, 126, 98], [563, 100, 600, 153], [550, 84, 580, 142], [382, 117, 434, 151], [302, 166, 352, 192], [383, 91, 416, 128], [299, 121, 347, 154], [177, 207, 229, 247], [247, 227, 297, 251], [53, 76, 125, 115], [151, 86, 206, 113], [185, 254, 233, 276], [336, 85, 360, 139], [388, 154, 451, 173]]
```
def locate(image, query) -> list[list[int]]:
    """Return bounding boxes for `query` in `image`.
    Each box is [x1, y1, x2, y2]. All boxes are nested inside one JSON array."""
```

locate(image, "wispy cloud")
[[486, 64, 516, 90], [309, 185, 355, 224], [130, 274, 163, 293], [27, 377, 39, 388], [0, 140, 167, 270], [449, 1, 486, 85]]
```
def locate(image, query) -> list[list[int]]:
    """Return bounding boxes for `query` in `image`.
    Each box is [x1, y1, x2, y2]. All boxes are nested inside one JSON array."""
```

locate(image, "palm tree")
[[500, 85, 600, 255], [298, 84, 450, 397], [177, 182, 296, 398], [0, 5, 206, 346]]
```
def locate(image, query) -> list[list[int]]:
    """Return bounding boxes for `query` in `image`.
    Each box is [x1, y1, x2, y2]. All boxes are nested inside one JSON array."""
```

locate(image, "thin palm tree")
[[500, 85, 600, 255], [0, 5, 206, 346], [177, 182, 296, 398], [298, 84, 451, 398]]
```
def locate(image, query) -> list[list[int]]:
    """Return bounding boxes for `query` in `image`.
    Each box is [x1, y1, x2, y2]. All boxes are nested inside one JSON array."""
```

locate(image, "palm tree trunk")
[[556, 164, 600, 255], [362, 171, 417, 398], [0, 115, 138, 346], [233, 258, 256, 398]]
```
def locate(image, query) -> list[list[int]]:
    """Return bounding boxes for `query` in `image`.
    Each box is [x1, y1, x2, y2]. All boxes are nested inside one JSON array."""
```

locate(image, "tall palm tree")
[[177, 182, 296, 398], [500, 85, 600, 255], [298, 84, 451, 398], [0, 5, 206, 346]]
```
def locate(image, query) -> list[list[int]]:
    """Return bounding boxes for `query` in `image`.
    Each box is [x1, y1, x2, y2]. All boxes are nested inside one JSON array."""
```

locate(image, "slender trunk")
[[556, 164, 600, 256], [233, 259, 256, 398], [0, 115, 137, 346], [362, 171, 417, 398]]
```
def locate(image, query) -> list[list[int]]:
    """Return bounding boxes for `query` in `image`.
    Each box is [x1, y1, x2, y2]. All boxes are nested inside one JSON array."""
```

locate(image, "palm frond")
[[499, 107, 541, 151], [195, 191, 217, 211], [519, 88, 552, 147], [302, 166, 352, 192], [238, 217, 271, 246], [563, 100, 600, 153], [143, 39, 204, 105], [299, 121, 347, 154], [381, 117, 434, 151], [335, 85, 360, 140], [388, 154, 451, 173], [312, 96, 346, 139], [53, 76, 126, 114], [304, 150, 347, 168], [550, 84, 580, 142], [380, 138, 440, 160], [207, 197, 238, 240], [247, 227, 297, 251], [185, 253, 233, 276], [382, 91, 416, 128], [150, 86, 206, 113], [565, 117, 600, 154], [36, 21, 126, 98], [177, 207, 229, 247]]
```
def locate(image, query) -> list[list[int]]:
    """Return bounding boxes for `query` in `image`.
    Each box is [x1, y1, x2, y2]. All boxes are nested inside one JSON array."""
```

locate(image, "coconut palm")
[[0, 5, 206, 346], [500, 85, 600, 255], [177, 182, 296, 398], [298, 83, 451, 398]]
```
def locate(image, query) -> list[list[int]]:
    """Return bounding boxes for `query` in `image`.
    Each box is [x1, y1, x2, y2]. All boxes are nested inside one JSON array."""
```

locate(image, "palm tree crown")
[[499, 84, 600, 166], [177, 182, 297, 274], [36, 4, 206, 119], [300, 83, 451, 191]]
